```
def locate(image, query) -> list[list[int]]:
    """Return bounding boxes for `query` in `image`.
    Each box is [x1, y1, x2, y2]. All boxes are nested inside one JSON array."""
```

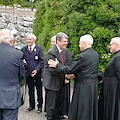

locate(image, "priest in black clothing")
[[48, 34, 99, 120], [99, 37, 120, 120]]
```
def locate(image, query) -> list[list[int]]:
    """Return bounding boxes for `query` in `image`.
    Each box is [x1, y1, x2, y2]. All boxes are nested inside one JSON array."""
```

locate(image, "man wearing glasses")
[[99, 37, 120, 120]]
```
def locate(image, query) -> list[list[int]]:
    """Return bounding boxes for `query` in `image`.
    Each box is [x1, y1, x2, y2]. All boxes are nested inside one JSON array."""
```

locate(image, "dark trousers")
[[62, 83, 70, 116], [0, 108, 18, 120], [46, 86, 64, 120], [26, 76, 43, 108]]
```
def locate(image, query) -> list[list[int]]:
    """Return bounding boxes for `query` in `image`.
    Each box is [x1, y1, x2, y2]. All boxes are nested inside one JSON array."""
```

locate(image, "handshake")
[[65, 74, 75, 84]]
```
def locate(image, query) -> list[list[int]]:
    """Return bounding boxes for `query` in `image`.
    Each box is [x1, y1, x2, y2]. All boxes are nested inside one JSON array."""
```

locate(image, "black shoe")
[[37, 108, 42, 113], [26, 107, 35, 112]]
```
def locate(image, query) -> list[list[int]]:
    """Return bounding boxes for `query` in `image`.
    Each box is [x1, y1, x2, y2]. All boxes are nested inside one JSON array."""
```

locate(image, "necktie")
[[60, 51, 64, 65], [29, 47, 32, 53]]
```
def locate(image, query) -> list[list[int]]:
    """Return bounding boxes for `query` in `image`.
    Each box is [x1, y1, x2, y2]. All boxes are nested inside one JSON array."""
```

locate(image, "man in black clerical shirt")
[[99, 37, 120, 120]]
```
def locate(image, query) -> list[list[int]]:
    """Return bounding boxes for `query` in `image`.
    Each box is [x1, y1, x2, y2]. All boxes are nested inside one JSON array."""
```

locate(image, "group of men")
[[0, 28, 120, 120]]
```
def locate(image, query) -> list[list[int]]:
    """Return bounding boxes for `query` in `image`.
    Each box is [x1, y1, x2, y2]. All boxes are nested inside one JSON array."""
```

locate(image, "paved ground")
[[18, 84, 74, 120], [18, 87, 46, 120]]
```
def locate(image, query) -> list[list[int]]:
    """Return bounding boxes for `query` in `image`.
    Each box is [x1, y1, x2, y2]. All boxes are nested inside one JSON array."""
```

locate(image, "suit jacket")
[[21, 44, 44, 76], [64, 48, 72, 66], [0, 42, 24, 109], [56, 47, 99, 84], [43, 45, 68, 91]]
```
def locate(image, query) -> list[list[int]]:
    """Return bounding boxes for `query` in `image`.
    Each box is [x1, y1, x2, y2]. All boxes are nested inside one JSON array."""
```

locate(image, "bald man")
[[48, 34, 99, 120], [51, 35, 56, 47], [0, 29, 24, 120], [99, 37, 120, 120], [21, 33, 44, 113]]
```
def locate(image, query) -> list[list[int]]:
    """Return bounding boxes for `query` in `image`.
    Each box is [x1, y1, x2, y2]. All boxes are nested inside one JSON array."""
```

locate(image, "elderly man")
[[21, 33, 44, 113], [0, 29, 24, 120], [51, 35, 56, 47], [48, 34, 99, 120], [43, 32, 74, 120], [99, 37, 120, 120]]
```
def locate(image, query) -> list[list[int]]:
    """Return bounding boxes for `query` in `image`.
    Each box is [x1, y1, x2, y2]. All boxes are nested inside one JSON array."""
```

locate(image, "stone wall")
[[0, 6, 36, 45]]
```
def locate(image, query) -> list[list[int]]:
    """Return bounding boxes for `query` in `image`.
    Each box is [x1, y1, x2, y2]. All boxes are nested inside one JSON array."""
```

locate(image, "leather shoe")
[[26, 107, 35, 112], [37, 108, 42, 113]]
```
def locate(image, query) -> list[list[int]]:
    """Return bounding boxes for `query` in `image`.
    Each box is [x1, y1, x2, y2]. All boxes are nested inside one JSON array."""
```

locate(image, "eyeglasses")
[[27, 38, 34, 41], [109, 43, 117, 46]]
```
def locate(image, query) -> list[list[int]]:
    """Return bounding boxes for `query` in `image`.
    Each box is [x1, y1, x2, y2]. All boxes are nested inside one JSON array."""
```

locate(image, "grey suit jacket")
[[43, 45, 67, 91], [0, 42, 24, 109]]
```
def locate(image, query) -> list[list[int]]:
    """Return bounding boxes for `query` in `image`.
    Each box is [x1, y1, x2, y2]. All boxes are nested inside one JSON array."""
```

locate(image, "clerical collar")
[[56, 45, 63, 53], [28, 43, 35, 51], [114, 50, 120, 55]]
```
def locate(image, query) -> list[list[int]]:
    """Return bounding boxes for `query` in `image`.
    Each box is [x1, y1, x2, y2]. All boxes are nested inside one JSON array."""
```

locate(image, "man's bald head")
[[111, 37, 120, 45], [109, 37, 120, 53], [51, 35, 56, 47]]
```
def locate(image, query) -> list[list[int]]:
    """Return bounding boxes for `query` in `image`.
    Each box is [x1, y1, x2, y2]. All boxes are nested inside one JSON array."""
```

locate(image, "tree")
[[33, 0, 120, 72]]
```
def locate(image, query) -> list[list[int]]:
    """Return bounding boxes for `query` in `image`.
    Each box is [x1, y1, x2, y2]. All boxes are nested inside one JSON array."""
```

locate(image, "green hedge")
[[31, 0, 120, 72]]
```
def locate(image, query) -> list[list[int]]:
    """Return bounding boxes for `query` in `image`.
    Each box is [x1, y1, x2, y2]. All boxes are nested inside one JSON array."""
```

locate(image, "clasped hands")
[[31, 70, 37, 77], [65, 74, 75, 84]]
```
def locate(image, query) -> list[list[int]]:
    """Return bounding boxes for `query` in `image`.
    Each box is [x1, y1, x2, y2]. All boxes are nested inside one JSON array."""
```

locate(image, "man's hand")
[[31, 70, 37, 77], [48, 58, 59, 68], [66, 74, 75, 79], [65, 79, 69, 84]]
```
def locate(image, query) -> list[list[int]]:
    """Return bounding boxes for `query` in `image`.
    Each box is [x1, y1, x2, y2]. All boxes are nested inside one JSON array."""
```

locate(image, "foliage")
[[0, 0, 22, 6], [0, 0, 35, 8], [33, 0, 120, 72], [21, 0, 32, 8]]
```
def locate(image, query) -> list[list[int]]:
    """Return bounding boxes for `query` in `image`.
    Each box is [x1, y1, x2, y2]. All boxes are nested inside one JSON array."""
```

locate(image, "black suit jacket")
[[43, 45, 68, 91]]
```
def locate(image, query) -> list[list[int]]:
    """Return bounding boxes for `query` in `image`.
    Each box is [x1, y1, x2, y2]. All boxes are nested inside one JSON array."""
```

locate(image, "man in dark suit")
[[52, 35, 73, 118], [21, 33, 44, 113], [48, 34, 99, 120], [44, 35, 73, 119], [43, 32, 74, 120], [0, 29, 24, 120]]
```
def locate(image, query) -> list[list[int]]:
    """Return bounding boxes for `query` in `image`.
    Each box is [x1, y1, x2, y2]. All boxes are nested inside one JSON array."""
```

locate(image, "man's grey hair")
[[80, 34, 93, 45], [111, 37, 120, 45], [0, 29, 13, 42], [27, 33, 36, 41], [56, 32, 68, 41]]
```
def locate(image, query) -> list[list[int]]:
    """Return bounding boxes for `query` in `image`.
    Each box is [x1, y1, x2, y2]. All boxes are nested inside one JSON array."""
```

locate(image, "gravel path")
[[18, 84, 74, 120]]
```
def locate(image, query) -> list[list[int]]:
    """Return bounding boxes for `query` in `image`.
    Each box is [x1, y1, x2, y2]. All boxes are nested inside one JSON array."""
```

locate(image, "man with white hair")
[[21, 33, 44, 113], [99, 37, 120, 120], [0, 29, 24, 120], [48, 34, 99, 120]]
